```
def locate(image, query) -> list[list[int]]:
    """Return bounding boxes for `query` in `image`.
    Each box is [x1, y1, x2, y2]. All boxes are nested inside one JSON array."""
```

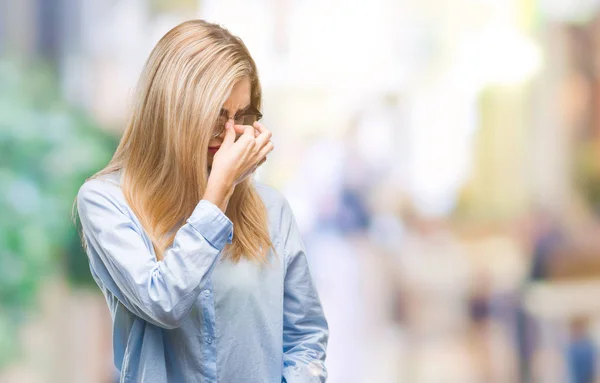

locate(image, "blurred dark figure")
[[517, 208, 600, 383], [568, 317, 596, 383], [516, 211, 564, 382]]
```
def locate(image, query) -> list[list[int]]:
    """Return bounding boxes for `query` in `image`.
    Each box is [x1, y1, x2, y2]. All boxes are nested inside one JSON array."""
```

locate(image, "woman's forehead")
[[222, 78, 251, 114]]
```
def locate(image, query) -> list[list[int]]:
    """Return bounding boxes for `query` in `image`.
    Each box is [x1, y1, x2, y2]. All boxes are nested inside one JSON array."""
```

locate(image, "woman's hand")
[[210, 120, 274, 188]]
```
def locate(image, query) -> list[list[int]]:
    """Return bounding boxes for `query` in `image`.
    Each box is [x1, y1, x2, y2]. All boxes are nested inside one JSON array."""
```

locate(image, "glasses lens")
[[213, 116, 226, 137], [239, 114, 260, 126]]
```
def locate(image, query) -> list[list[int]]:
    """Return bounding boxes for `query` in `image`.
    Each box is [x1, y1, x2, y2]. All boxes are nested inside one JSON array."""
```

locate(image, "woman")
[[75, 20, 328, 383]]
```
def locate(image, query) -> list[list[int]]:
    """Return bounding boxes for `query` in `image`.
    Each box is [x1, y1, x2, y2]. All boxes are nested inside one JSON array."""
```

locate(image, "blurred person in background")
[[74, 20, 328, 383], [568, 317, 596, 383]]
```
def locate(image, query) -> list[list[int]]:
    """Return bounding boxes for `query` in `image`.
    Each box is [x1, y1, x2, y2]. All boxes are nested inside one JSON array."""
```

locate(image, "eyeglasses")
[[212, 106, 263, 138]]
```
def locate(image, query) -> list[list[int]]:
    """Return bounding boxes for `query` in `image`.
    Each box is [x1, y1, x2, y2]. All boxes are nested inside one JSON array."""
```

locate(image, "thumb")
[[222, 120, 235, 147]]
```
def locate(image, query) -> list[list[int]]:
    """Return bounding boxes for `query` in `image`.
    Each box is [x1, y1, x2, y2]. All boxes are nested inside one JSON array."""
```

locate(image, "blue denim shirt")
[[76, 171, 328, 382]]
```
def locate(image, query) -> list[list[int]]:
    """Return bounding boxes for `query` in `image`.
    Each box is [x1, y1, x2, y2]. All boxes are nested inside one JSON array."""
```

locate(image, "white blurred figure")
[[395, 215, 476, 383], [281, 94, 409, 382], [283, 137, 364, 383]]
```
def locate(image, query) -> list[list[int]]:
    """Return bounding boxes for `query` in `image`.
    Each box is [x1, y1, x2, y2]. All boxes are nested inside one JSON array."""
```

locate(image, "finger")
[[232, 124, 259, 137], [244, 124, 255, 135], [253, 121, 272, 147], [257, 141, 274, 159], [243, 124, 255, 140], [232, 124, 257, 140], [222, 120, 235, 147], [232, 124, 247, 135], [253, 121, 268, 134]]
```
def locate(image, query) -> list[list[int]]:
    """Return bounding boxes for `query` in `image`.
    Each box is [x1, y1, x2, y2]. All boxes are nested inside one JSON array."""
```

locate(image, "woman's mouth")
[[208, 146, 220, 154]]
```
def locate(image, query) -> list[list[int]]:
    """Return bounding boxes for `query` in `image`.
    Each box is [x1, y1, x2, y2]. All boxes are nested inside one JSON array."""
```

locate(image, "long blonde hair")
[[77, 20, 274, 263]]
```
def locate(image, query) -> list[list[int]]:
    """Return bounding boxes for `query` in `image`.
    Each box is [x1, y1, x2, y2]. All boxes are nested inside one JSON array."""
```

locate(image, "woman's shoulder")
[[253, 181, 288, 210], [77, 170, 126, 211], [252, 181, 298, 229]]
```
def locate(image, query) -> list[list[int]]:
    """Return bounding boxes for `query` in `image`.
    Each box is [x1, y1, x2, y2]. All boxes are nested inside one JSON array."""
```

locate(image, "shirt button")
[[201, 289, 210, 297], [205, 336, 213, 344]]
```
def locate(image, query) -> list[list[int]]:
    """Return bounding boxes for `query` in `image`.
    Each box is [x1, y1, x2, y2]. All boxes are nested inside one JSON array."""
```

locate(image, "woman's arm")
[[280, 198, 329, 383], [77, 179, 233, 329]]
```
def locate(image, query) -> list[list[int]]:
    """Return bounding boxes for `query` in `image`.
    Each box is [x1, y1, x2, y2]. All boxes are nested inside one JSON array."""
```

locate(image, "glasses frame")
[[212, 106, 263, 138]]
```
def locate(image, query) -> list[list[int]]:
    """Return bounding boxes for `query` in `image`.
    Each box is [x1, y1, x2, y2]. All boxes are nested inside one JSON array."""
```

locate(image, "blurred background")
[[3, 0, 600, 382]]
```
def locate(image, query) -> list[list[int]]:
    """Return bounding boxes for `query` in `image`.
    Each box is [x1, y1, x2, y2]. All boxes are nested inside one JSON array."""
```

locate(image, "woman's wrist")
[[204, 175, 235, 212]]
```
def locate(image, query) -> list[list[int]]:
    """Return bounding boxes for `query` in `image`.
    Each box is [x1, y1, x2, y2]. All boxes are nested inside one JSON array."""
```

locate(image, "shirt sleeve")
[[280, 198, 329, 383], [76, 179, 233, 329]]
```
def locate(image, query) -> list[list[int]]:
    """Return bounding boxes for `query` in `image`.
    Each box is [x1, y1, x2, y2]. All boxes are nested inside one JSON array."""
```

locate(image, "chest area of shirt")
[[209, 253, 284, 300]]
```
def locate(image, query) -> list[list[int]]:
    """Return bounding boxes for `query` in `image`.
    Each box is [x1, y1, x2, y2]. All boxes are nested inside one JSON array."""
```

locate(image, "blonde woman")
[[75, 20, 328, 383]]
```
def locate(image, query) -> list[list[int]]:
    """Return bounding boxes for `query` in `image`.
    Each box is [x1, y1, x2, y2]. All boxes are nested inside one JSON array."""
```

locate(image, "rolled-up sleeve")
[[77, 179, 233, 329], [280, 198, 328, 383]]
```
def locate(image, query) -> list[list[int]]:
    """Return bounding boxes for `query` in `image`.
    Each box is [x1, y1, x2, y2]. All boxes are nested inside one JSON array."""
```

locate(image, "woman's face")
[[207, 77, 252, 167]]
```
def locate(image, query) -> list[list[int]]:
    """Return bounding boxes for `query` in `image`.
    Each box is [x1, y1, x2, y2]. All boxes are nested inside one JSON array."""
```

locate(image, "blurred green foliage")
[[0, 58, 117, 367]]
